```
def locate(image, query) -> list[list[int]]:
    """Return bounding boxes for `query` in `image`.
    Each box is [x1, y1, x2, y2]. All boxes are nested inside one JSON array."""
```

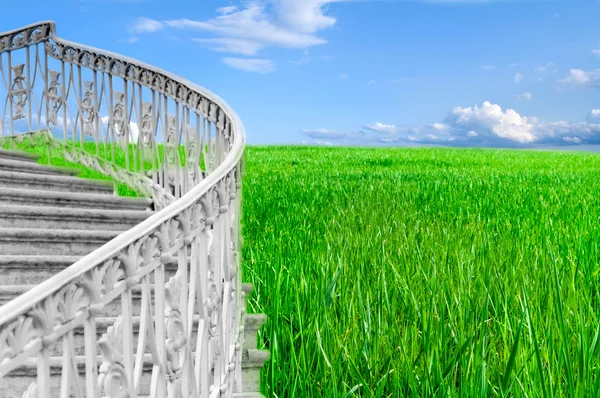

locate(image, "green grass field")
[[242, 146, 600, 397], [4, 139, 600, 396]]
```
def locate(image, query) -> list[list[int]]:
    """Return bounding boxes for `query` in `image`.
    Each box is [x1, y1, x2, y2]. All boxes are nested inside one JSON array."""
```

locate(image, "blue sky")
[[2, 0, 600, 147]]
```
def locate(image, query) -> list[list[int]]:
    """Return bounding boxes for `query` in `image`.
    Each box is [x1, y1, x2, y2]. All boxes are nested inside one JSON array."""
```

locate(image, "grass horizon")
[[242, 145, 600, 397]]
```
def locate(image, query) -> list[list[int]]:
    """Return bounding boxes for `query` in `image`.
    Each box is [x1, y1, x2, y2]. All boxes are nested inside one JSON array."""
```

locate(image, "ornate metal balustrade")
[[0, 21, 250, 397]]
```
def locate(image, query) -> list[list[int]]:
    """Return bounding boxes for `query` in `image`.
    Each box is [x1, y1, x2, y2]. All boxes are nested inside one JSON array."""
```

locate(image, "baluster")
[[134, 273, 150, 390], [178, 243, 190, 396], [121, 288, 136, 397], [36, 347, 51, 398], [152, 260, 167, 395], [108, 74, 115, 162], [195, 222, 210, 396], [123, 78, 130, 170], [8, 50, 13, 136], [137, 84, 144, 177], [93, 70, 100, 156], [84, 316, 100, 398]]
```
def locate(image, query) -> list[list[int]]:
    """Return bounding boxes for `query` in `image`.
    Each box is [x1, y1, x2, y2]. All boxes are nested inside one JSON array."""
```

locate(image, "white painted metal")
[[0, 21, 249, 397]]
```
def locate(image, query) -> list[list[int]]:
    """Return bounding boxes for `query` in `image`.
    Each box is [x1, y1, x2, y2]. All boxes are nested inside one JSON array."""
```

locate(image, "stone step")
[[0, 205, 152, 231], [0, 148, 41, 163], [0, 187, 152, 210], [0, 170, 114, 194], [0, 255, 81, 285], [0, 228, 121, 256], [0, 255, 183, 285], [0, 157, 80, 177]]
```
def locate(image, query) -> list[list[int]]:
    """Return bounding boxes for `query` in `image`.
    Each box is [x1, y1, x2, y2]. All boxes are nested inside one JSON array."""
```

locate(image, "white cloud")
[[118, 37, 139, 44], [129, 17, 164, 33], [158, 1, 338, 56], [535, 62, 557, 74], [217, 6, 238, 15], [509, 92, 533, 101], [558, 69, 600, 87], [448, 101, 536, 143], [432, 122, 450, 131], [271, 0, 338, 33], [301, 102, 600, 147], [514, 72, 523, 83], [593, 49, 600, 56], [587, 109, 600, 123], [563, 136, 582, 144], [482, 65, 496, 70], [315, 140, 333, 146], [367, 79, 376, 85], [222, 58, 275, 73], [553, 12, 560, 19], [339, 73, 349, 80], [192, 38, 263, 55], [364, 122, 397, 134]]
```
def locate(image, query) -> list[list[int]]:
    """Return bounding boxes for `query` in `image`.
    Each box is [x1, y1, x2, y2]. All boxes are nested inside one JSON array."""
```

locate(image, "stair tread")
[[0, 157, 80, 176], [0, 227, 122, 238], [0, 169, 112, 188], [0, 148, 40, 162], [0, 186, 151, 209], [0, 255, 82, 263], [0, 204, 152, 220]]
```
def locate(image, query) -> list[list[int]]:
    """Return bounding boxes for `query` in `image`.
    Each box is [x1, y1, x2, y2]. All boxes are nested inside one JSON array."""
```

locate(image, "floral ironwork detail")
[[47, 69, 62, 127], [112, 91, 127, 143], [140, 101, 153, 147], [98, 316, 133, 397], [10, 64, 27, 120], [81, 81, 97, 138], [165, 270, 187, 379]]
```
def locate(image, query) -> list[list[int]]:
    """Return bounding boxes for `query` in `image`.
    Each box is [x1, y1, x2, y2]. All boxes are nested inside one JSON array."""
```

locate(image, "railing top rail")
[[0, 21, 246, 326], [0, 20, 53, 39]]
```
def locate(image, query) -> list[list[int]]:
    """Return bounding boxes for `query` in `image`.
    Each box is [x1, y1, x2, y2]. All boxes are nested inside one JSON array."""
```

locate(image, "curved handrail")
[[0, 21, 247, 396]]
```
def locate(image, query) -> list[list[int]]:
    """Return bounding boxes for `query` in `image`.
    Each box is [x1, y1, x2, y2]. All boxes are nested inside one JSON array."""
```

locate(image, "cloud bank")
[[303, 101, 600, 147]]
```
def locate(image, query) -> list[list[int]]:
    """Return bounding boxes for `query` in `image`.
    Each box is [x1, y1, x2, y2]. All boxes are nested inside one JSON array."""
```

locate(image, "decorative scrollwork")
[[112, 91, 127, 145], [81, 81, 97, 138], [10, 64, 27, 120], [20, 382, 37, 398], [47, 69, 62, 126], [165, 271, 187, 378], [0, 316, 40, 365], [0, 23, 50, 52], [165, 115, 178, 167], [186, 124, 200, 181], [140, 101, 154, 147], [98, 316, 133, 397]]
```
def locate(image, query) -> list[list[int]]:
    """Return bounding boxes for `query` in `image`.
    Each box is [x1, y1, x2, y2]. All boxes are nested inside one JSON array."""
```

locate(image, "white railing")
[[0, 21, 247, 397]]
